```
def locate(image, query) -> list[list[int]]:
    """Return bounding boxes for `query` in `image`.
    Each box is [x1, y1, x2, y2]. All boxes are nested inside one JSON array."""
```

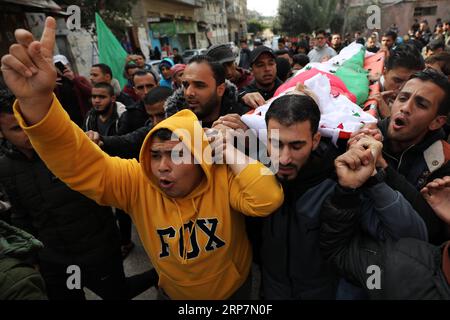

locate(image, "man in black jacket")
[[255, 93, 425, 300], [238, 46, 283, 109], [118, 69, 159, 135], [0, 86, 156, 299], [320, 157, 450, 299], [352, 69, 450, 244]]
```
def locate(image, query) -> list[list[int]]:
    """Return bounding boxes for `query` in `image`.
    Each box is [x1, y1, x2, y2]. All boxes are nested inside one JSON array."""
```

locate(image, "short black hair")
[[410, 68, 450, 116], [383, 31, 398, 41], [188, 55, 225, 85], [265, 94, 321, 134], [275, 49, 292, 57], [92, 82, 114, 96], [133, 69, 158, 83], [125, 62, 139, 73], [315, 29, 326, 37], [293, 54, 310, 67], [144, 86, 173, 106], [385, 43, 425, 71], [152, 128, 174, 141], [428, 39, 445, 51], [425, 51, 450, 76], [92, 63, 113, 78], [0, 84, 15, 115], [276, 57, 292, 82]]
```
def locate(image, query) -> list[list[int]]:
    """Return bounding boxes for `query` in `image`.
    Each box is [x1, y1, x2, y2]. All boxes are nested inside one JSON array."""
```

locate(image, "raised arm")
[[1, 17, 142, 214]]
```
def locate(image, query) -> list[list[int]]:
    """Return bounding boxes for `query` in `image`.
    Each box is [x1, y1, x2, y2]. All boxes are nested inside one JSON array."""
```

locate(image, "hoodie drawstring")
[[173, 198, 199, 265]]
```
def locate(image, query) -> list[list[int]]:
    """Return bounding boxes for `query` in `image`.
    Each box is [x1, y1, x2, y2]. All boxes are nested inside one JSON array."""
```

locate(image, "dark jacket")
[[320, 186, 450, 300], [0, 220, 47, 300], [258, 140, 341, 299], [379, 119, 450, 244], [0, 141, 121, 266], [116, 91, 135, 107], [83, 102, 126, 136], [239, 48, 252, 70], [165, 80, 249, 127], [258, 139, 427, 299], [117, 100, 148, 135], [102, 122, 152, 160], [239, 78, 283, 103], [55, 76, 92, 128]]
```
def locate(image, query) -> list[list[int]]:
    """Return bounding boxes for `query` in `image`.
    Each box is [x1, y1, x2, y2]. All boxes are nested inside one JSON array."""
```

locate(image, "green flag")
[[95, 13, 127, 88]]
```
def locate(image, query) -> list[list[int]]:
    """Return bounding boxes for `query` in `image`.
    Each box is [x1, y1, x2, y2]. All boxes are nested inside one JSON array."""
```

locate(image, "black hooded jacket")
[[255, 139, 342, 299], [378, 119, 450, 244], [320, 187, 450, 300], [0, 140, 121, 266]]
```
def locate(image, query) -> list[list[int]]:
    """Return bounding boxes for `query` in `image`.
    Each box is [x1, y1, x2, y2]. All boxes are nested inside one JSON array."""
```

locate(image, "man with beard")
[[165, 54, 248, 127], [84, 83, 126, 136], [83, 82, 135, 258], [365, 69, 450, 245], [254, 92, 427, 300]]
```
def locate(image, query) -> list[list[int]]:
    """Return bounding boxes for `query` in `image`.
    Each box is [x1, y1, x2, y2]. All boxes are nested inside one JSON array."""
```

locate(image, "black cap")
[[206, 44, 236, 65], [250, 46, 276, 65]]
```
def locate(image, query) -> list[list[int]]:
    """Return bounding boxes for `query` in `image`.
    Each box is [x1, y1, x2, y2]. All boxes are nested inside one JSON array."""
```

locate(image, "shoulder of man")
[[423, 139, 450, 175]]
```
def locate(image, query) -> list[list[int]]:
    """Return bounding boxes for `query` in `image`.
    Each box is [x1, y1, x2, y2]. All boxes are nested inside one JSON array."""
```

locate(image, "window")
[[414, 6, 437, 16]]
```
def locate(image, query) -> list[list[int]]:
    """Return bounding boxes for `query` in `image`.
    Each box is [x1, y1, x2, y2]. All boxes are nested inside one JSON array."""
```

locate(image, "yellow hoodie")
[[14, 96, 284, 300]]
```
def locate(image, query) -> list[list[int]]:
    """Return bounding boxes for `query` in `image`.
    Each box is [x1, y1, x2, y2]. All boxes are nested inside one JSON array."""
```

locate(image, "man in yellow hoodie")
[[1, 17, 284, 300]]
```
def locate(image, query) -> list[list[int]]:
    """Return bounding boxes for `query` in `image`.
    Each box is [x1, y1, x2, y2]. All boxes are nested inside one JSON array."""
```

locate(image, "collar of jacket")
[[379, 118, 447, 159], [246, 78, 283, 95]]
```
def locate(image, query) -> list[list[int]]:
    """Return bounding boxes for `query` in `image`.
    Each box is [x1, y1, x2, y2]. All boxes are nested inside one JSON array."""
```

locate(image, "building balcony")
[[173, 0, 205, 8]]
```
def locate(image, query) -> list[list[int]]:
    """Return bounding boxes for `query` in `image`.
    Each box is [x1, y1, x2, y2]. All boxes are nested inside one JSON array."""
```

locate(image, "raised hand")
[[421, 176, 450, 225], [1, 17, 57, 124], [335, 144, 375, 189]]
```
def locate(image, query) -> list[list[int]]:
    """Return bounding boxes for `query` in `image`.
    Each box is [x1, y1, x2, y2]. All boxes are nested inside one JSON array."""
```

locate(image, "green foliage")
[[278, 0, 339, 35], [248, 19, 266, 34]]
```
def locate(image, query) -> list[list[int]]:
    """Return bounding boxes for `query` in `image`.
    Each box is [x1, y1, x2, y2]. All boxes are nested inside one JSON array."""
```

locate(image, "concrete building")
[[131, 0, 204, 57], [343, 0, 450, 36], [226, 0, 247, 43], [195, 0, 229, 48]]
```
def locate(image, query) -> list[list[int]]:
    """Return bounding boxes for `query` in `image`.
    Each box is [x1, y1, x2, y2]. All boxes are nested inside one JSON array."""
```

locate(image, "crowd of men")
[[0, 16, 449, 300]]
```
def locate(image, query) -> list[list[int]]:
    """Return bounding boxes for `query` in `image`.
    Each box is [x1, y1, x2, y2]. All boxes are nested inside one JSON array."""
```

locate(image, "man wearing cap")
[[206, 44, 254, 90], [238, 46, 282, 109]]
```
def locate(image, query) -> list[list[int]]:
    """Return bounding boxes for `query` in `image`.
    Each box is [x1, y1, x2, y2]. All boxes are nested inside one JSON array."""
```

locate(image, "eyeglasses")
[[135, 84, 155, 90]]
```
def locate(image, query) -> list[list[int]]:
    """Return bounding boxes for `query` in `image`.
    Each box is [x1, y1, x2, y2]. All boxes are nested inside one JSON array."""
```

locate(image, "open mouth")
[[159, 178, 174, 189], [393, 117, 407, 129]]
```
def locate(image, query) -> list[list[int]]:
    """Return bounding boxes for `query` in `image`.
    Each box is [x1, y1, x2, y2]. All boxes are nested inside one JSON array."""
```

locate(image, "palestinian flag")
[[242, 43, 386, 145]]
